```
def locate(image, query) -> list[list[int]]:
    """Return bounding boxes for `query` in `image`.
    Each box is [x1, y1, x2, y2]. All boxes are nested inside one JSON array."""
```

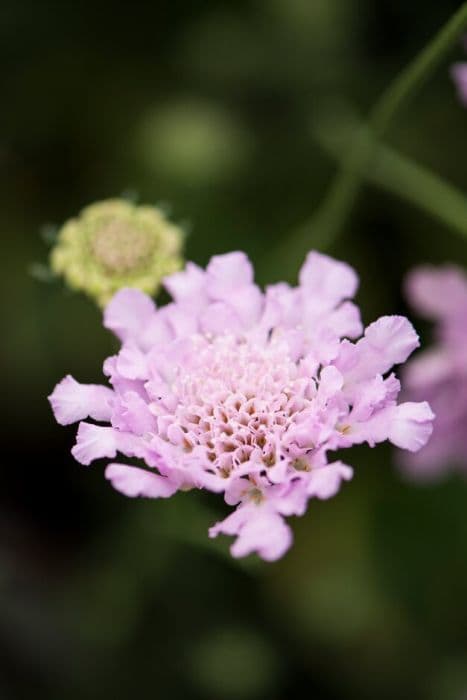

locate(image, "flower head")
[[403, 265, 467, 479], [49, 251, 433, 560], [50, 199, 183, 306]]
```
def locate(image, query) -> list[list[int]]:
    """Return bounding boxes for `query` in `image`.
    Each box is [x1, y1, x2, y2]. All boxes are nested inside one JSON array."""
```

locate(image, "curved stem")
[[318, 121, 467, 239], [370, 3, 467, 136], [266, 3, 467, 272]]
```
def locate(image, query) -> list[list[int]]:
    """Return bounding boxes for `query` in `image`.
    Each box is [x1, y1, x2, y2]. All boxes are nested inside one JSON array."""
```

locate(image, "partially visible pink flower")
[[49, 251, 433, 560], [451, 63, 467, 106], [451, 38, 467, 106], [403, 265, 467, 479]]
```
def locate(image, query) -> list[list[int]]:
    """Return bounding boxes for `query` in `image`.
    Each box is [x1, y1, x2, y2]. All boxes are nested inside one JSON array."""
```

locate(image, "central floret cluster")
[[157, 334, 327, 477], [49, 251, 434, 560]]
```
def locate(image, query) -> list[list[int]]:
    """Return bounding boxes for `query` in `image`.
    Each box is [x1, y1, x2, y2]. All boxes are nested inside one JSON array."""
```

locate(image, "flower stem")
[[370, 3, 467, 136], [266, 3, 467, 273], [319, 123, 467, 239]]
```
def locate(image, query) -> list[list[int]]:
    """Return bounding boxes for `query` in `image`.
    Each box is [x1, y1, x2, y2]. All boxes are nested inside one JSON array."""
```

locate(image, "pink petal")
[[103, 355, 147, 397], [139, 313, 174, 351], [317, 365, 344, 402], [200, 302, 244, 336], [325, 301, 363, 339], [209, 505, 292, 561], [71, 423, 145, 466], [299, 251, 359, 306], [350, 375, 393, 422], [104, 288, 156, 344], [263, 283, 302, 328], [206, 252, 254, 298], [159, 304, 199, 338], [388, 401, 435, 452], [209, 506, 247, 537], [337, 316, 419, 384], [105, 463, 178, 498], [223, 472, 263, 505], [306, 461, 353, 499], [307, 326, 342, 365], [233, 511, 292, 561], [364, 316, 419, 366], [227, 285, 264, 328], [49, 375, 114, 426], [272, 482, 308, 517], [111, 392, 155, 435], [163, 262, 207, 303], [349, 400, 435, 451], [71, 423, 119, 465], [115, 343, 149, 380]]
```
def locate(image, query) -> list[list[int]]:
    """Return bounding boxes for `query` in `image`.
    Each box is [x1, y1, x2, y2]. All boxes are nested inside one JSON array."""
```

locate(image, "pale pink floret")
[[49, 251, 433, 560], [105, 464, 178, 498], [104, 288, 156, 344], [49, 375, 114, 425], [403, 265, 467, 479]]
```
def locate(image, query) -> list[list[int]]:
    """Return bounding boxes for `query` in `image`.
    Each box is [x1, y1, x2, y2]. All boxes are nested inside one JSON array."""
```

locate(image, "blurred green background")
[[2, 1, 467, 698]]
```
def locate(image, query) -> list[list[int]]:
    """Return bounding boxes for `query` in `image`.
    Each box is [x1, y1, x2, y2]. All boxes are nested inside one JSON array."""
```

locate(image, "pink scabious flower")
[[49, 251, 434, 560], [451, 38, 467, 106], [403, 265, 467, 479], [451, 62, 467, 106]]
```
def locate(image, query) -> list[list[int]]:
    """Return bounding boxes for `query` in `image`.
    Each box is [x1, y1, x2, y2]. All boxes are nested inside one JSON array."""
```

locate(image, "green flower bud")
[[50, 199, 184, 306]]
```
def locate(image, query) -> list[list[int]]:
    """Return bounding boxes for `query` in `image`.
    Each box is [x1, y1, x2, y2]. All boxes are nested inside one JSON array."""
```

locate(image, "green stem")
[[266, 3, 467, 272], [319, 3, 467, 243], [320, 124, 467, 238], [370, 4, 467, 135], [370, 146, 467, 237]]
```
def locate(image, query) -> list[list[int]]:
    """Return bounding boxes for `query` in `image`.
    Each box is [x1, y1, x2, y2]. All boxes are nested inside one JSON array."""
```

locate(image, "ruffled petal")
[[163, 262, 206, 303], [316, 365, 344, 403], [263, 283, 301, 329], [227, 285, 264, 328], [48, 375, 114, 425], [116, 343, 149, 380], [337, 316, 419, 384], [387, 401, 435, 452], [299, 251, 359, 308], [139, 313, 174, 351], [206, 251, 254, 298], [105, 463, 178, 498], [364, 315, 419, 368], [71, 423, 119, 465], [324, 301, 363, 339], [103, 355, 147, 397], [306, 461, 353, 499], [200, 302, 244, 336], [209, 504, 292, 561], [348, 401, 434, 451], [71, 423, 144, 465], [104, 288, 156, 344], [350, 375, 395, 422], [111, 392, 155, 435], [159, 304, 199, 338]]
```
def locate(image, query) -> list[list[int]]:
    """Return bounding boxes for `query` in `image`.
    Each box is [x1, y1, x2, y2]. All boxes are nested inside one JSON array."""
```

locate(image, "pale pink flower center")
[[155, 335, 317, 478]]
